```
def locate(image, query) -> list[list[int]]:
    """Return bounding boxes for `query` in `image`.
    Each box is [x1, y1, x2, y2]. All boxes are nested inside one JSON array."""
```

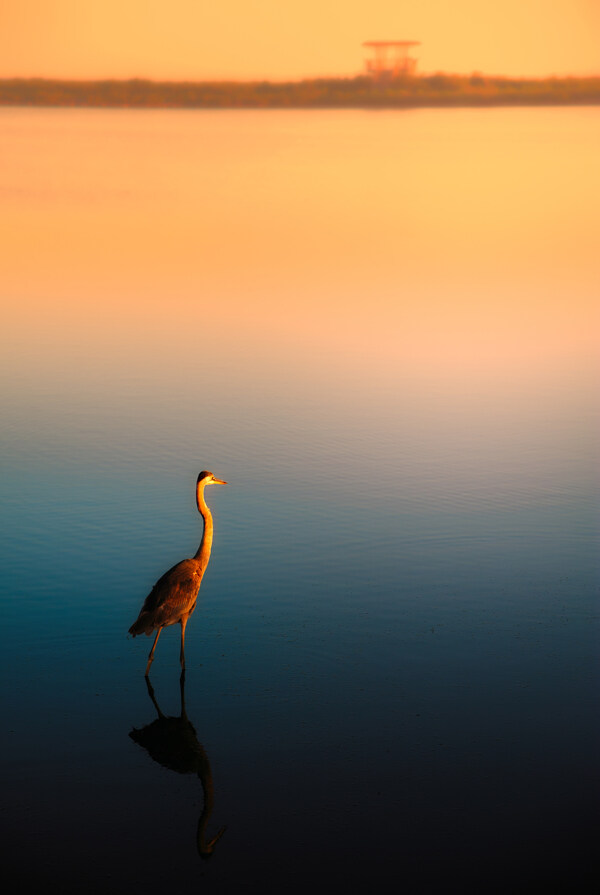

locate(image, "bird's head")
[[197, 471, 228, 487], [196, 471, 227, 512]]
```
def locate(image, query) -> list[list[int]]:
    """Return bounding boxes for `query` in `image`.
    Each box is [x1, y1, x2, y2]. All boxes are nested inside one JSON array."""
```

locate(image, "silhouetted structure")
[[363, 41, 420, 79]]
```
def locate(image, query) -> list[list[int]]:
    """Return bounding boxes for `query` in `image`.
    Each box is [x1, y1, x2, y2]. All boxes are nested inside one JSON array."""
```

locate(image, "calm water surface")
[[1, 108, 598, 892]]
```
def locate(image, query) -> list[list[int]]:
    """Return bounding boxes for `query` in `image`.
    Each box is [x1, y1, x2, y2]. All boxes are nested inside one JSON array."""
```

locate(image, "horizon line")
[[1, 70, 599, 83]]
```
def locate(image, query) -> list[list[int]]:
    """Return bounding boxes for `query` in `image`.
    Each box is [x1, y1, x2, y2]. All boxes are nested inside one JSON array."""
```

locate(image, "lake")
[[0, 107, 598, 892]]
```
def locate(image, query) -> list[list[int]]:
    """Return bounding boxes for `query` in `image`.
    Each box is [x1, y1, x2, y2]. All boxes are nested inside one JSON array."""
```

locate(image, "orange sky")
[[0, 0, 598, 80]]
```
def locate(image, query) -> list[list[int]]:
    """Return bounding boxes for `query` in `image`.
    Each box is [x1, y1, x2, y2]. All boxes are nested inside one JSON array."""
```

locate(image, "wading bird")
[[129, 471, 227, 676]]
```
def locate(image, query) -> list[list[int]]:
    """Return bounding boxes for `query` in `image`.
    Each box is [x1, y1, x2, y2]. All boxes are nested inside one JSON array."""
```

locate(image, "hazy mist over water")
[[1, 107, 598, 891]]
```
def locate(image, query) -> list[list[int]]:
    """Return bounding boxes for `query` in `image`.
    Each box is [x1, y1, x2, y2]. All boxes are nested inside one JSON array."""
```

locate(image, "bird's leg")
[[145, 627, 162, 677], [180, 616, 188, 671]]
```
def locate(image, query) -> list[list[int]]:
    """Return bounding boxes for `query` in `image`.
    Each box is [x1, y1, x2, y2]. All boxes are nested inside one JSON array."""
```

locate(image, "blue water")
[[0, 107, 598, 892]]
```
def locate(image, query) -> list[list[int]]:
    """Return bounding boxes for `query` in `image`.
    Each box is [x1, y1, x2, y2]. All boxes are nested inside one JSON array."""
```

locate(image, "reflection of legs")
[[145, 627, 162, 677], [180, 617, 188, 670], [179, 664, 187, 715], [145, 674, 167, 719]]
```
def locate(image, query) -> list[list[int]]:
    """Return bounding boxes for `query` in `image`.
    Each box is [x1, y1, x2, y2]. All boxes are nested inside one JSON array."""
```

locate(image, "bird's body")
[[128, 558, 204, 637], [129, 471, 227, 675]]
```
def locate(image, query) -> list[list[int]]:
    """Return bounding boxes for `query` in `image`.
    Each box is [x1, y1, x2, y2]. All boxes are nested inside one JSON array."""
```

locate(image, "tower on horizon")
[[363, 41, 421, 80]]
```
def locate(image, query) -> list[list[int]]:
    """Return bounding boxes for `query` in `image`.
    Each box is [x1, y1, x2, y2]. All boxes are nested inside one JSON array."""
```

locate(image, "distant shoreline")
[[1, 75, 599, 109]]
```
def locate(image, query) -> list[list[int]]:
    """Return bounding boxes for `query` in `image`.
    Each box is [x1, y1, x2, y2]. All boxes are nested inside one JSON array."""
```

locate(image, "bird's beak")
[[212, 477, 228, 485]]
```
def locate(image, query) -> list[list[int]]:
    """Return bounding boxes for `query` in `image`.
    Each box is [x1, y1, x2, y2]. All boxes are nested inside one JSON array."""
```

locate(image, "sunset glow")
[[2, 107, 597, 409], [1, 1, 599, 80], [1, 4, 598, 883]]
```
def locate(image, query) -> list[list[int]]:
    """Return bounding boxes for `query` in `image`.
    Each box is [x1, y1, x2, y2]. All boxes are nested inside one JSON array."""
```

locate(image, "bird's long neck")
[[194, 485, 214, 570]]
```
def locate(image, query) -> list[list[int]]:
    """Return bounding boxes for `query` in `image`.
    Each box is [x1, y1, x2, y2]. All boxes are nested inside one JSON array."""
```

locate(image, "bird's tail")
[[128, 614, 154, 637]]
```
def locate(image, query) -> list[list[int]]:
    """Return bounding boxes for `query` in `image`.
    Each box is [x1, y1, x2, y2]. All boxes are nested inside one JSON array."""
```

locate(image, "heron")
[[129, 471, 227, 676]]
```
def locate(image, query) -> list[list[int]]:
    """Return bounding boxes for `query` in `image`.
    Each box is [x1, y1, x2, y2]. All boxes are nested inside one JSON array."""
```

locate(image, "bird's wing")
[[141, 559, 203, 614], [129, 559, 204, 635]]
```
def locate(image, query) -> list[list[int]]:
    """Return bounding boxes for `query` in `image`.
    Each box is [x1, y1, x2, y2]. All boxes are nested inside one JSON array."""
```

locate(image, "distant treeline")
[[1, 75, 600, 109]]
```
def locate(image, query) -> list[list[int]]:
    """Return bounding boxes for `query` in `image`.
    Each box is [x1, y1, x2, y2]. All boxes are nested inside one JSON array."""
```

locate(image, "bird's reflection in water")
[[130, 673, 226, 859]]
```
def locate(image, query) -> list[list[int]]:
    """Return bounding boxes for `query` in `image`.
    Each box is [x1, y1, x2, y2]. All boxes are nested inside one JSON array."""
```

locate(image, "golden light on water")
[[1, 107, 597, 412], [1, 10, 598, 885]]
